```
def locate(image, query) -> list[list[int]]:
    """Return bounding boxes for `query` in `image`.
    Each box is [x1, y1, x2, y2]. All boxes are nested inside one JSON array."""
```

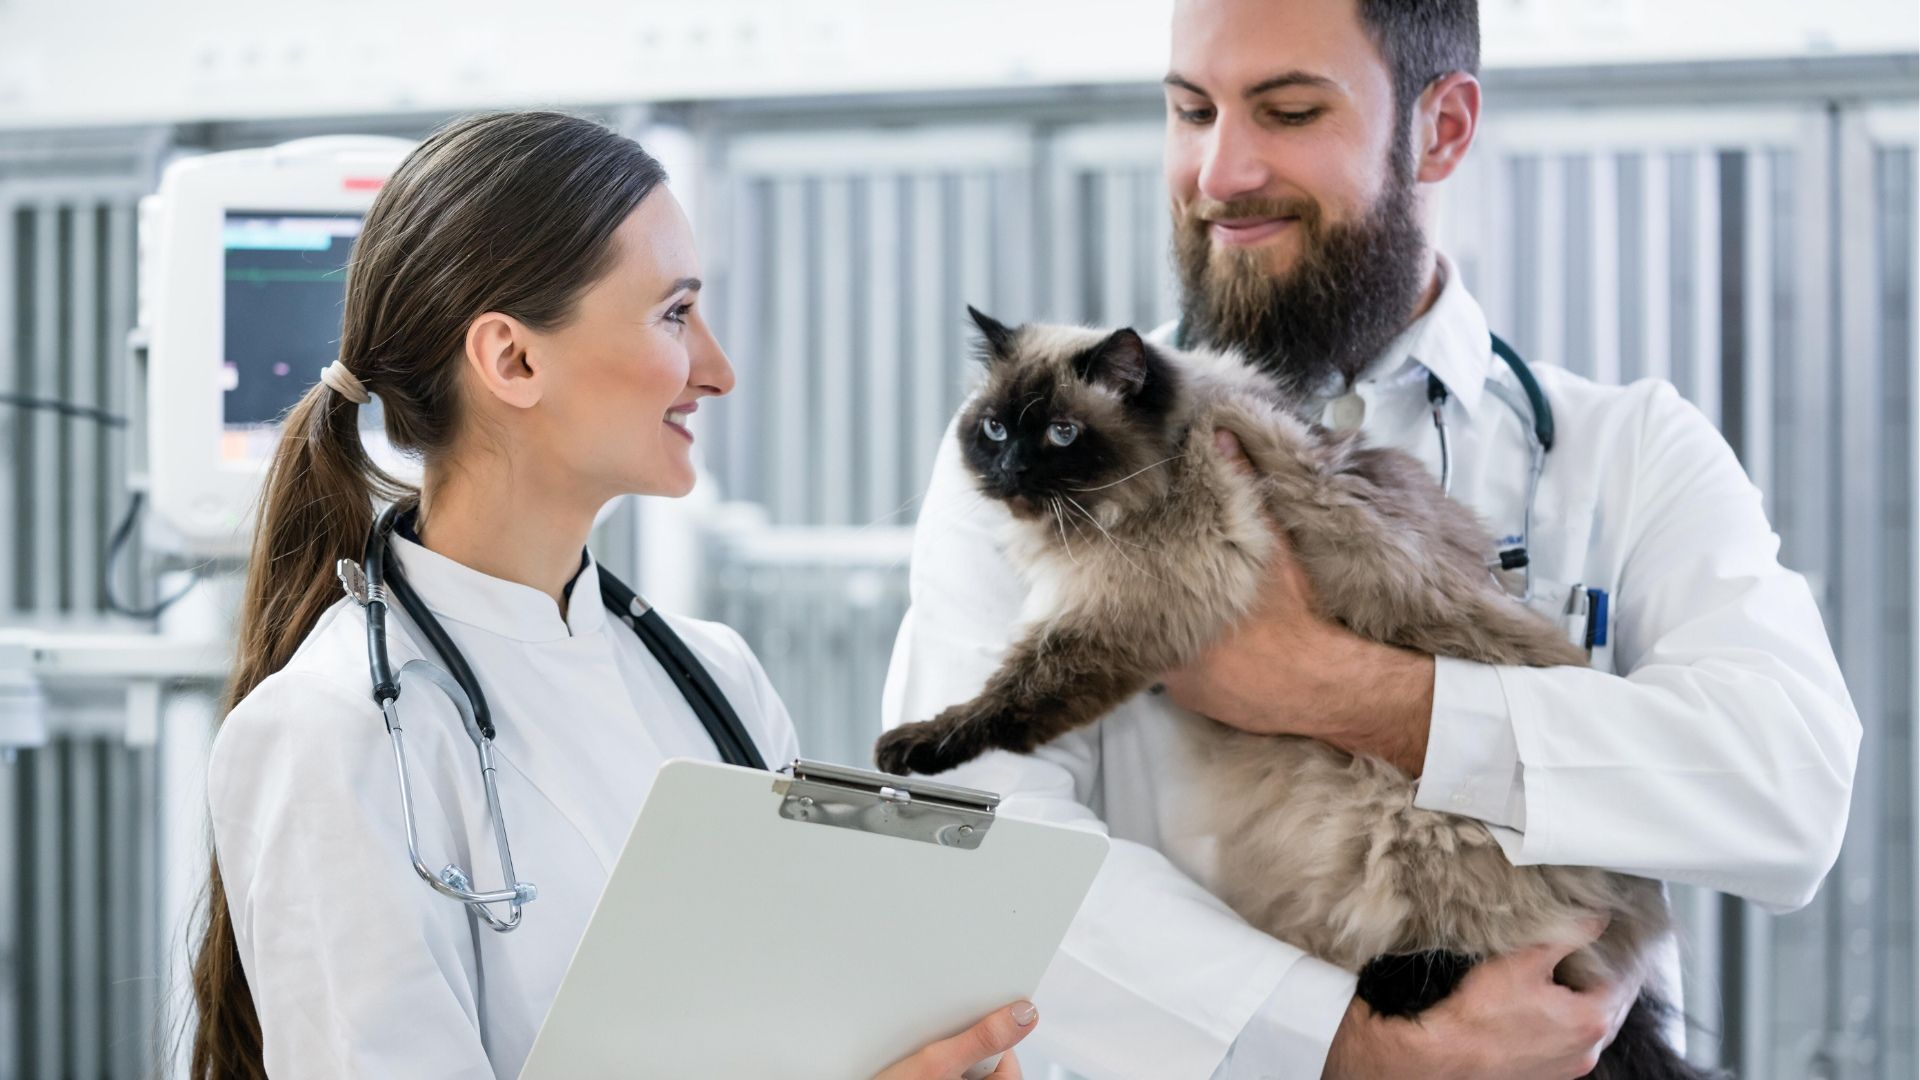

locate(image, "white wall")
[[1479, 0, 1916, 66], [1, 0, 1914, 130]]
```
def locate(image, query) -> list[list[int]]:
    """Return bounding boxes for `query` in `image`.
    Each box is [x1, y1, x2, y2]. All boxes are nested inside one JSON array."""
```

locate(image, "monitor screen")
[[220, 211, 377, 462]]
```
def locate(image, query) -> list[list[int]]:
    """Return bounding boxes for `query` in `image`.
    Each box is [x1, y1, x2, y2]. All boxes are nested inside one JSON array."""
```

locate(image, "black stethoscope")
[[1175, 323, 1556, 600], [334, 501, 767, 934]]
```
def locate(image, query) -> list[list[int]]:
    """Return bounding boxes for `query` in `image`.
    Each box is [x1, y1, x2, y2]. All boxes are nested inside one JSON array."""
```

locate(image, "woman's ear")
[[464, 312, 544, 409]]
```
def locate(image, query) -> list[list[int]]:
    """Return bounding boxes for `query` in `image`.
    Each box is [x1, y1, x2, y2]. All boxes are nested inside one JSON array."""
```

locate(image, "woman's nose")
[[690, 319, 735, 397]]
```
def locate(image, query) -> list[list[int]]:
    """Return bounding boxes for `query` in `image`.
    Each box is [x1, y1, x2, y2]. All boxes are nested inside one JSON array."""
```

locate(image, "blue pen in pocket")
[[1586, 587, 1610, 649]]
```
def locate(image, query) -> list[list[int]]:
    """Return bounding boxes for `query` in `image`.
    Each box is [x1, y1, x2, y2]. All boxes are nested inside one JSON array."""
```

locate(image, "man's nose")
[[1196, 115, 1272, 204]]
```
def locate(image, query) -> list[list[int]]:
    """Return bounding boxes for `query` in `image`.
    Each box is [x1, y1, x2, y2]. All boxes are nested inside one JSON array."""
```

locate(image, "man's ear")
[[1075, 327, 1150, 397], [1413, 71, 1480, 185], [464, 311, 543, 409], [967, 305, 1018, 362]]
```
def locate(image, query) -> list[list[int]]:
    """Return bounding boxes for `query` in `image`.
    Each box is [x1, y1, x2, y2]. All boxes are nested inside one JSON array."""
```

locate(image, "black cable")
[[364, 501, 406, 710], [101, 491, 200, 620], [0, 391, 127, 428], [601, 568, 768, 771], [2, 386, 196, 618], [384, 539, 500, 738]]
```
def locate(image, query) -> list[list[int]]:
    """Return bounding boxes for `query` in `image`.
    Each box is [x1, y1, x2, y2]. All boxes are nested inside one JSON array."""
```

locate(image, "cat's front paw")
[[873, 718, 979, 776]]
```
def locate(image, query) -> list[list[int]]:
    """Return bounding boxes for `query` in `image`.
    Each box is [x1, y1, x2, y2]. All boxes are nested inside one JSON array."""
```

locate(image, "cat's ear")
[[1077, 327, 1150, 397], [967, 305, 1017, 361]]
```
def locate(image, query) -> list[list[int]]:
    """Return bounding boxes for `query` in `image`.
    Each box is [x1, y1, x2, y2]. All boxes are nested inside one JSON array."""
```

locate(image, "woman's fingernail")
[[1011, 1001, 1038, 1026], [1214, 430, 1238, 457]]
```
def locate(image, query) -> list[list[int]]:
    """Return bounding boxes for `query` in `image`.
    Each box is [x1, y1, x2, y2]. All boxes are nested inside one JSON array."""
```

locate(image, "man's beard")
[[1174, 155, 1427, 398]]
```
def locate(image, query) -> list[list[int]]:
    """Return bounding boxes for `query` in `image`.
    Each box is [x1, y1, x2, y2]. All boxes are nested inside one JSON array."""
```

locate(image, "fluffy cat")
[[874, 307, 1719, 1079]]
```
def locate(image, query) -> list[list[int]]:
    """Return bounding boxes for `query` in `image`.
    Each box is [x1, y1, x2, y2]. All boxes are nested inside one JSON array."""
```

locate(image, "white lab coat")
[[207, 534, 800, 1079], [880, 256, 1860, 1079]]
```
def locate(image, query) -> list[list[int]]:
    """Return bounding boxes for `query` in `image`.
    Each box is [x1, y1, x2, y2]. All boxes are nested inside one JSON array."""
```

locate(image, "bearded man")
[[882, 1, 1858, 1076]]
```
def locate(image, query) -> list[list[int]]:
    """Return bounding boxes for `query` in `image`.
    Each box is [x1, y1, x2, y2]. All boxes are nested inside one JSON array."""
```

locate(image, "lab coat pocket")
[[1523, 576, 1617, 674]]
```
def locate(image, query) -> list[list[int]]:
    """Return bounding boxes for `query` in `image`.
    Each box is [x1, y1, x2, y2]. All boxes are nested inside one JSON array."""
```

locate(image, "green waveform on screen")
[[225, 268, 347, 285]]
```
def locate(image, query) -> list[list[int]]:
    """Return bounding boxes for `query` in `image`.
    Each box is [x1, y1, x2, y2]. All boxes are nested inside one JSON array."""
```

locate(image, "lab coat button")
[[1329, 392, 1366, 430]]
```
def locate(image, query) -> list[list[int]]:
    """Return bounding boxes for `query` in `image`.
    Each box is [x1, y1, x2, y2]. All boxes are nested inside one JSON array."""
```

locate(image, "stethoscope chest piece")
[[355, 585, 538, 932]]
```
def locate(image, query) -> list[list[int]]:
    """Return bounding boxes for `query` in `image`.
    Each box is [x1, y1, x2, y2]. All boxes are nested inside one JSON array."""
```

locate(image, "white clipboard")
[[519, 758, 1109, 1079]]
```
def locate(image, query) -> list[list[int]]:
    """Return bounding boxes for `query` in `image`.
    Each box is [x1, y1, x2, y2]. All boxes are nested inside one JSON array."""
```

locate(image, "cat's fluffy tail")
[[1587, 993, 1729, 1080]]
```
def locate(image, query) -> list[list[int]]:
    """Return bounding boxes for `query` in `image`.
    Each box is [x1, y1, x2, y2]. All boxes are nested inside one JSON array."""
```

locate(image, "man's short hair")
[[1356, 0, 1481, 123]]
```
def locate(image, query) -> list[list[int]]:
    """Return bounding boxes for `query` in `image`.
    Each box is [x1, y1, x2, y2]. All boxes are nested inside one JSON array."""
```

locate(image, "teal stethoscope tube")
[[1174, 322, 1554, 600]]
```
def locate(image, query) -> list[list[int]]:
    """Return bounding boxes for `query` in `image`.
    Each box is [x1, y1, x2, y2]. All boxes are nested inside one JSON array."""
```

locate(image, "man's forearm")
[[1312, 638, 1436, 776]]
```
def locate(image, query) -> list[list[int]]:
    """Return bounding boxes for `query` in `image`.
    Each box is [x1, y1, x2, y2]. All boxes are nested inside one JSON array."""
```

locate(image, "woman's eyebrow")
[[656, 276, 703, 302]]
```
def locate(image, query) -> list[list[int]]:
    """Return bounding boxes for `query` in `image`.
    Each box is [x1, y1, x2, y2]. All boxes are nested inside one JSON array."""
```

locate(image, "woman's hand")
[[873, 1001, 1038, 1080]]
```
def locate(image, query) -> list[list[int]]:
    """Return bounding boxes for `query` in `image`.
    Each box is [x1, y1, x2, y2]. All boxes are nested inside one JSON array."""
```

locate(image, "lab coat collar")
[[1358, 251, 1493, 417], [390, 533, 606, 642]]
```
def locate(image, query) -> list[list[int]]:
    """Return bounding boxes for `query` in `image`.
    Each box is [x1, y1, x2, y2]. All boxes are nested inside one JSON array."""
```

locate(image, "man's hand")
[[1324, 923, 1643, 1080], [1160, 430, 1437, 775]]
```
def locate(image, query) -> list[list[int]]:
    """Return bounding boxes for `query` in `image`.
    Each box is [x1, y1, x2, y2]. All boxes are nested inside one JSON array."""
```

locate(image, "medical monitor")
[[142, 137, 414, 555], [219, 211, 374, 464]]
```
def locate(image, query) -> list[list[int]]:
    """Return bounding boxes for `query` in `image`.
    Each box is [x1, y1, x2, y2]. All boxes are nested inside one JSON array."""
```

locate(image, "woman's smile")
[[664, 400, 697, 443]]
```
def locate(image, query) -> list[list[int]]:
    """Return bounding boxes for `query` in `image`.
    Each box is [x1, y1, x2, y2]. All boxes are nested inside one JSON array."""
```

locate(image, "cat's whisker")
[[1062, 495, 1154, 552], [1066, 453, 1185, 493], [941, 489, 990, 524], [873, 488, 999, 577], [848, 490, 930, 534], [935, 725, 962, 756], [1017, 393, 1045, 424], [1064, 496, 1168, 583], [1049, 498, 1082, 566], [916, 487, 992, 533]]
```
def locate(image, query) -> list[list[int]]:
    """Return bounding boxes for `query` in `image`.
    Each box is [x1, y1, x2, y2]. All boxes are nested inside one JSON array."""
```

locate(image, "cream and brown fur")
[[875, 310, 1717, 1078]]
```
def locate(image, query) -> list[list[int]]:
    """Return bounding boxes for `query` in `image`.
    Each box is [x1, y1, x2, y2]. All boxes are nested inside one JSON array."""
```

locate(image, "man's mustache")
[[1181, 196, 1321, 227]]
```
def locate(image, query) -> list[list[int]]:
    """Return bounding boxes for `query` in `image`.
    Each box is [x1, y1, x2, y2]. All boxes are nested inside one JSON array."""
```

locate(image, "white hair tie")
[[319, 360, 371, 405]]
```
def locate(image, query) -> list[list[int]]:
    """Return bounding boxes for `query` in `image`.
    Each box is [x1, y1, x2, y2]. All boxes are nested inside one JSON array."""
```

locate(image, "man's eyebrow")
[[1163, 74, 1210, 97], [1247, 71, 1343, 96], [657, 276, 702, 302], [1162, 71, 1343, 98]]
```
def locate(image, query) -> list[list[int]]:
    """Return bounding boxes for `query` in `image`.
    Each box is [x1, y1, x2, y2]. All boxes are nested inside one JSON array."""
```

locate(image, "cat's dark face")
[[957, 307, 1182, 522]]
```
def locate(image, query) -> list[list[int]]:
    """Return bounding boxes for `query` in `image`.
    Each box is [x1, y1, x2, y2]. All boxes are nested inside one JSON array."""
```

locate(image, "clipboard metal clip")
[[773, 759, 1000, 850]]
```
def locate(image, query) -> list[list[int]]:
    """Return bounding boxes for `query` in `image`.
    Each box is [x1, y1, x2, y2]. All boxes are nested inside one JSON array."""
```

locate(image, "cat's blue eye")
[[1047, 421, 1080, 447], [981, 417, 1008, 442]]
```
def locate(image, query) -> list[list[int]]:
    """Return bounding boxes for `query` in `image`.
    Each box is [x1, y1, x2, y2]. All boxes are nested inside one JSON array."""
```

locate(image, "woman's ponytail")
[[188, 378, 401, 1078]]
